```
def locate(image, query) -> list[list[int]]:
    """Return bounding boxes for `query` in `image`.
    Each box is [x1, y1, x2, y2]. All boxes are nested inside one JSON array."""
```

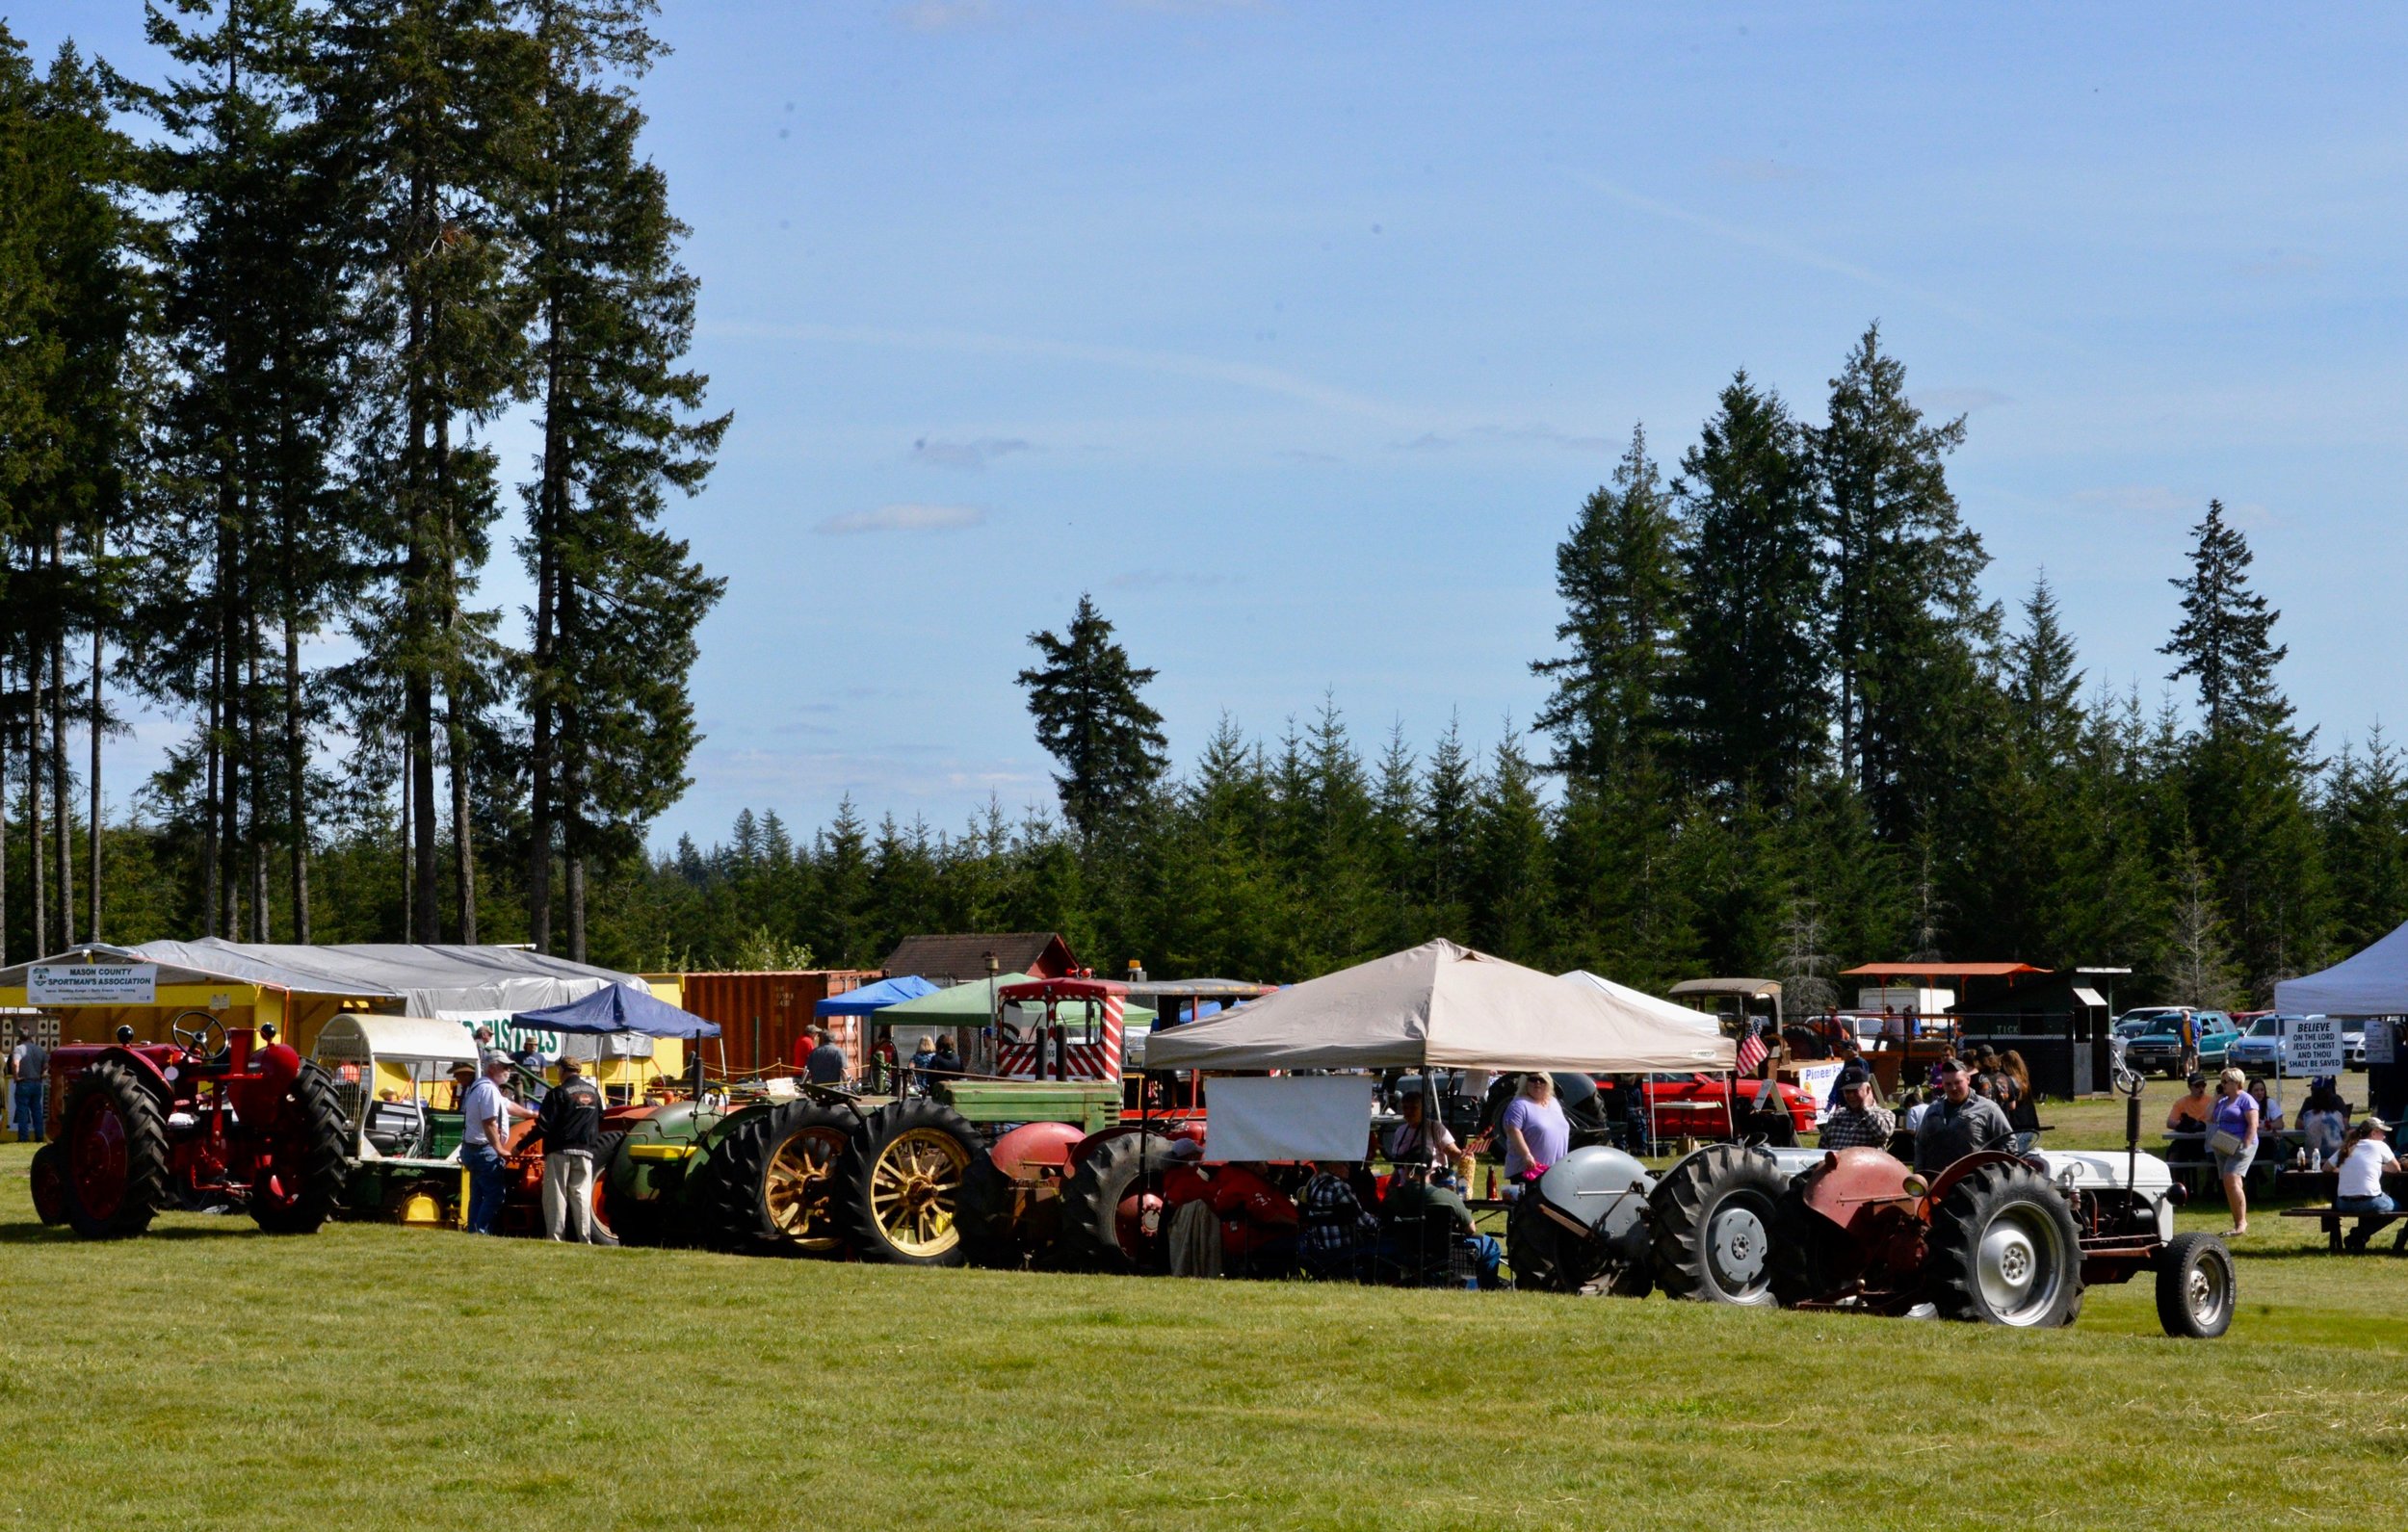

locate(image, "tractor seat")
[[364, 1101, 429, 1156]]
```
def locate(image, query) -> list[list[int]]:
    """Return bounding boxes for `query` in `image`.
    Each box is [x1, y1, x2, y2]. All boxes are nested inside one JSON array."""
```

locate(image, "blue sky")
[[19, 2, 2408, 845]]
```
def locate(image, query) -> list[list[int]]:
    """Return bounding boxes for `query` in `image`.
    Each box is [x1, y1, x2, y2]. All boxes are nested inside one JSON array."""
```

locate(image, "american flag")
[[1735, 1020, 1767, 1076]]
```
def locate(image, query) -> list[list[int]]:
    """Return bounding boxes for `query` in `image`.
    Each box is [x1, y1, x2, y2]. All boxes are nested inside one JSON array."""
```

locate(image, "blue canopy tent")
[[814, 974, 941, 1018], [512, 983, 722, 1039]]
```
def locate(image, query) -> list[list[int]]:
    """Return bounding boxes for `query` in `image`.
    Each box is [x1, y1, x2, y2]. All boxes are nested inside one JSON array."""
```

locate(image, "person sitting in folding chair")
[[1296, 1160, 1380, 1281], [1377, 1168, 1503, 1289]]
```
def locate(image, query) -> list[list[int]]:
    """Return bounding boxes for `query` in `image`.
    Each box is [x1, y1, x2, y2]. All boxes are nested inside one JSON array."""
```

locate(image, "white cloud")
[[1917, 387, 2013, 415], [1393, 423, 1613, 454], [1710, 156, 1814, 184], [895, 0, 992, 33], [815, 503, 987, 534], [912, 435, 1034, 470], [2073, 484, 2192, 514]]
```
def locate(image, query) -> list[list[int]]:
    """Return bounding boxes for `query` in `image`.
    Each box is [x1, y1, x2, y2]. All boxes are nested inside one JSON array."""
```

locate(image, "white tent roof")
[[1144, 939, 1738, 1073], [1559, 970, 1728, 1044], [0, 939, 642, 1016], [2274, 921, 2408, 1016]]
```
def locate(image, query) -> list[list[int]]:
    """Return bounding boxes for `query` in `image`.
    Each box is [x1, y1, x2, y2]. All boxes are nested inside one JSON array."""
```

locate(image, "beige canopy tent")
[[1559, 970, 1729, 1044], [1144, 939, 1737, 1074]]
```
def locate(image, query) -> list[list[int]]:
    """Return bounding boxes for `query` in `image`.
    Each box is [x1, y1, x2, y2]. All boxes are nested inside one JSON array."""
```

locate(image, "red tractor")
[[30, 1016, 350, 1241], [1764, 1086, 2235, 1337]]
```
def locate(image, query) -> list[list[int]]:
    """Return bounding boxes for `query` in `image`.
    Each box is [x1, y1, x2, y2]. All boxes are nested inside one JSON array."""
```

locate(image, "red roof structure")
[[1841, 962, 2050, 979]]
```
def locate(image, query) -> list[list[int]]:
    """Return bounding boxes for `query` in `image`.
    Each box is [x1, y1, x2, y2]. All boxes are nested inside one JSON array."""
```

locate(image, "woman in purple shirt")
[[1500, 1074, 1570, 1197], [2210, 1067, 2260, 1237]]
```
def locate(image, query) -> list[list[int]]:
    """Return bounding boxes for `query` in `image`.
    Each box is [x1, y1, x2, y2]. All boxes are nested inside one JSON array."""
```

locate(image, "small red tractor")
[[1764, 1083, 2234, 1337], [30, 1015, 350, 1241]]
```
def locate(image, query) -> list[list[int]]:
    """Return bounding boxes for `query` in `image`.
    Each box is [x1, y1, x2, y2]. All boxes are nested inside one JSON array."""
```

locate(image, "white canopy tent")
[[1144, 939, 1738, 1074], [1559, 969, 1728, 1047], [2275, 920, 2408, 1016]]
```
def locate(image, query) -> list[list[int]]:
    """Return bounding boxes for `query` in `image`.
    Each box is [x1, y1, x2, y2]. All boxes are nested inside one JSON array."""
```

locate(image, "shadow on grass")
[[0, 1218, 275, 1244]]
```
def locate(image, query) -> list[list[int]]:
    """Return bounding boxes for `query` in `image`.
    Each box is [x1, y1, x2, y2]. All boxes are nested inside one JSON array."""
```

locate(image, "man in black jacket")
[[526, 1052, 608, 1242]]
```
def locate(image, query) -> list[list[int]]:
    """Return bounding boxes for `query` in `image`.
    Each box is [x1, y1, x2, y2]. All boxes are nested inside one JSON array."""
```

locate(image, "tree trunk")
[[218, 537, 242, 941], [247, 606, 269, 941], [399, 735, 414, 942], [448, 669, 476, 945], [202, 627, 220, 939], [1, 655, 12, 966], [50, 532, 71, 949], [88, 531, 103, 944], [566, 850, 586, 965], [28, 635, 45, 955], [284, 611, 308, 942]]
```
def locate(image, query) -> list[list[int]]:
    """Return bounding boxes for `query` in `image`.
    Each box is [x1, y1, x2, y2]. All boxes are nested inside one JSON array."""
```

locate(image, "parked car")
[[2114, 1008, 2185, 1042], [2226, 1014, 2288, 1070], [2345, 1026, 2369, 1069], [2125, 1011, 2238, 1077]]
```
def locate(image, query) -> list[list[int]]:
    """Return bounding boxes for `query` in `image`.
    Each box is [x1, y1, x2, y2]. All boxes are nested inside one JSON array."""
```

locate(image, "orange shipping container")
[[677, 970, 882, 1077]]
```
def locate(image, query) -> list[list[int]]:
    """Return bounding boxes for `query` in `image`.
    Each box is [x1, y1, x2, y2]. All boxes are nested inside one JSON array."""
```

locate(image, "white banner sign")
[[1796, 1061, 1846, 1124], [29, 963, 158, 1006], [2368, 1021, 2395, 1067], [1203, 1075, 1375, 1163], [2284, 1014, 2345, 1076]]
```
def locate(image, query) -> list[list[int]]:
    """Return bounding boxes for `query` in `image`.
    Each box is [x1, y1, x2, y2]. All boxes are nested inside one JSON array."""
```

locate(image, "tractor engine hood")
[[2028, 1148, 2175, 1197]]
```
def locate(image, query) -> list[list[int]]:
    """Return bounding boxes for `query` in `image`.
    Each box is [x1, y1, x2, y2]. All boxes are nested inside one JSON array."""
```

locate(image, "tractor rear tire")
[[697, 1102, 858, 1256], [1925, 1161, 2084, 1328], [1767, 1181, 1848, 1309], [1648, 1144, 1786, 1306], [58, 1060, 170, 1240], [249, 1061, 353, 1235], [1057, 1130, 1176, 1274], [955, 1151, 1034, 1269], [2153, 1232, 2236, 1338], [836, 1100, 978, 1266], [29, 1142, 66, 1226]]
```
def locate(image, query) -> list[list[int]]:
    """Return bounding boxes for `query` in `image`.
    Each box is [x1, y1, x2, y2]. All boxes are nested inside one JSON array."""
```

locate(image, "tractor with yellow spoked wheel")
[[592, 1086, 982, 1265]]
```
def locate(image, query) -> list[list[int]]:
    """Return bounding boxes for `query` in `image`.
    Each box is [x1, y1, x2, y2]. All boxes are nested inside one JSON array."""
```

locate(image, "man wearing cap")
[[460, 1056, 515, 1235], [1819, 1076, 1897, 1152], [2336, 1118, 2403, 1253], [526, 1052, 608, 1243], [1913, 1055, 2014, 1173], [9, 1026, 48, 1142]]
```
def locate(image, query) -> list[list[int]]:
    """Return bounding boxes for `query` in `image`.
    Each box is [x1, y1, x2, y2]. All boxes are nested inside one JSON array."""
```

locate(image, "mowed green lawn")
[[0, 1134, 2401, 1532]]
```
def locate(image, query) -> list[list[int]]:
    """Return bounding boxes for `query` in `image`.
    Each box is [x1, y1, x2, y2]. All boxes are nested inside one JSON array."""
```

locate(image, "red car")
[[1632, 1072, 1819, 1142]]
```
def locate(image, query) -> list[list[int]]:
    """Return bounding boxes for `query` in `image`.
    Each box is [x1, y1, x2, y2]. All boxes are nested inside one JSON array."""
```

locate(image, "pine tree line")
[[0, 3, 721, 963]]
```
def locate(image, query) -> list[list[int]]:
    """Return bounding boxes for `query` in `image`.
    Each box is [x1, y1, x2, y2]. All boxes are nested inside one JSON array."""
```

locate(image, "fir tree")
[[2162, 499, 2291, 740], [1667, 373, 1827, 807], [1015, 593, 1167, 838], [1531, 425, 1681, 779]]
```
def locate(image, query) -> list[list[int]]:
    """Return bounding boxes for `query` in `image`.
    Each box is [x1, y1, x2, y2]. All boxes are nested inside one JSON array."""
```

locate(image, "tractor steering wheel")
[[171, 1012, 229, 1062]]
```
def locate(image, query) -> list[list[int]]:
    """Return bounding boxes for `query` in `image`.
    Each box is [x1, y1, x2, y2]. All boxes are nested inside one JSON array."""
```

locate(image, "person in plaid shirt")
[[1297, 1161, 1379, 1280], [1818, 1076, 1898, 1151]]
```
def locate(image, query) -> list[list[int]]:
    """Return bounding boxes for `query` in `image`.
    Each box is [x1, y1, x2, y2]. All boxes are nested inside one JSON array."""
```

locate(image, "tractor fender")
[[1797, 1147, 1919, 1233], [67, 1046, 177, 1105], [1534, 1145, 1654, 1247], [1068, 1119, 1200, 1171], [990, 1121, 1086, 1182], [1920, 1150, 2031, 1214]]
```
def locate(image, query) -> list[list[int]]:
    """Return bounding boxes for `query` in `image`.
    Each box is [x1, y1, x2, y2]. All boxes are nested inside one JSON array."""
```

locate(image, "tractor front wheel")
[[1925, 1161, 2084, 1327], [58, 1060, 170, 1240], [249, 1061, 352, 1234], [837, 1100, 978, 1266], [2153, 1232, 2236, 1338], [1648, 1144, 1786, 1306], [29, 1142, 67, 1226]]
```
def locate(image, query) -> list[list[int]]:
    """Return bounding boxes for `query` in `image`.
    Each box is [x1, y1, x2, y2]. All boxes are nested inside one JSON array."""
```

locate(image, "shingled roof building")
[[879, 932, 1080, 986]]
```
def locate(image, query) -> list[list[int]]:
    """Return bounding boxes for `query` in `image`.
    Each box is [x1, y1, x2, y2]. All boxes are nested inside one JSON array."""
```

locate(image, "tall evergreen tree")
[[2162, 499, 2293, 741], [1016, 593, 1167, 839], [2324, 727, 2408, 952], [1813, 324, 1993, 839], [1531, 425, 1682, 780], [1666, 373, 1827, 806], [316, 0, 539, 941], [516, 0, 724, 959]]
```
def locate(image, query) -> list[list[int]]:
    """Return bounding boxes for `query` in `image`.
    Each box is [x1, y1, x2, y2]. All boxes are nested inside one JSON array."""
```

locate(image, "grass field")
[[1, 1104, 2400, 1532]]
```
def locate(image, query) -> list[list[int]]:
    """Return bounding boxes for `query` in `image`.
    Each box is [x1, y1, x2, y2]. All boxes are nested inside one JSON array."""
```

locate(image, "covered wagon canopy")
[[313, 1013, 484, 1066], [2275, 920, 2408, 1016], [1145, 938, 1737, 1074], [0, 938, 650, 1016]]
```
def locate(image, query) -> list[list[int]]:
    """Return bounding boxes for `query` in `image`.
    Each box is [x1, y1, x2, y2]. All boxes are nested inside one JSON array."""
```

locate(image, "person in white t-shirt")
[[460, 1057, 515, 1235], [2335, 1117, 2401, 1254]]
